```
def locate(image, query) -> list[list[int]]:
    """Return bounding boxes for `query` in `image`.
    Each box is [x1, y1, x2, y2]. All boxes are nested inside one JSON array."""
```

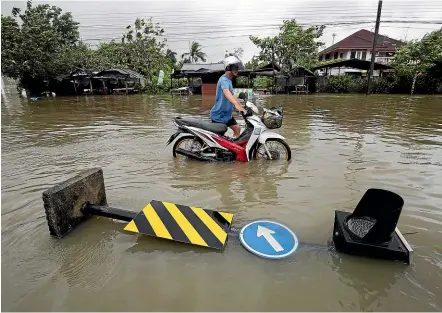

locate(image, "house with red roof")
[[317, 29, 404, 76]]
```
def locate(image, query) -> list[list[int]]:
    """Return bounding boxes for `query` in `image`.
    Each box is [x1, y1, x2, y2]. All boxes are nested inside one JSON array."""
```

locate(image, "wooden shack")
[[275, 65, 317, 94], [171, 63, 225, 95], [92, 68, 146, 94], [171, 62, 281, 95]]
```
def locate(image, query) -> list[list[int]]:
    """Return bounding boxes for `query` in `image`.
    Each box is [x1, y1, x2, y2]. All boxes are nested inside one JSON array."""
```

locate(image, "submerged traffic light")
[[332, 188, 413, 264]]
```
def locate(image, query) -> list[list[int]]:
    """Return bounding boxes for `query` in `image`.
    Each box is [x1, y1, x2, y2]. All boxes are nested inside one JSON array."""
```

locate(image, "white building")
[[317, 29, 404, 76]]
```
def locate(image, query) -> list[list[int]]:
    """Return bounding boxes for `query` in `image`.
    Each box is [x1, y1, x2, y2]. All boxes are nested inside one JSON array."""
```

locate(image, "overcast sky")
[[2, 0, 441, 63]]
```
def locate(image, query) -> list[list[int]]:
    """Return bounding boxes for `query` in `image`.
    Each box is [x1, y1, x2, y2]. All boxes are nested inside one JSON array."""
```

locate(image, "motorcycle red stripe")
[[212, 137, 248, 162]]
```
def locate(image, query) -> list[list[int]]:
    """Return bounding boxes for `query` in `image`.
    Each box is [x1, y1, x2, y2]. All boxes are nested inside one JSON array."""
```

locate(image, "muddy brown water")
[[1, 92, 442, 311]]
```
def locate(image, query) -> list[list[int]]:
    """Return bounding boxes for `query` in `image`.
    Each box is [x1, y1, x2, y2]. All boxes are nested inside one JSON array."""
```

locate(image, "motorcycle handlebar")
[[241, 106, 254, 118]]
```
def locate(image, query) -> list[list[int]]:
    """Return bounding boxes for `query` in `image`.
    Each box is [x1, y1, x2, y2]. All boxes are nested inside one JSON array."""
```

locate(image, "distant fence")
[[233, 88, 254, 98]]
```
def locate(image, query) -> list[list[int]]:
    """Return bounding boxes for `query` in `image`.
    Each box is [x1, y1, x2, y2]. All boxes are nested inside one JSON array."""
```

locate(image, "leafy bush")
[[322, 75, 353, 93], [319, 72, 441, 94], [253, 76, 273, 88]]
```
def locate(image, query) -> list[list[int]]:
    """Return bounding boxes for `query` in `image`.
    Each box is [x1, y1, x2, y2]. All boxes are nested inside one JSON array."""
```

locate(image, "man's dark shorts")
[[212, 117, 238, 127]]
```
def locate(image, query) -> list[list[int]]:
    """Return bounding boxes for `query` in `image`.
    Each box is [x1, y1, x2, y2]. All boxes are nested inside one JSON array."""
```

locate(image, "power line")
[[76, 12, 442, 25], [77, 15, 442, 29], [84, 19, 442, 31], [76, 19, 442, 39], [76, 11, 442, 22], [78, 19, 442, 42], [73, 3, 442, 18]]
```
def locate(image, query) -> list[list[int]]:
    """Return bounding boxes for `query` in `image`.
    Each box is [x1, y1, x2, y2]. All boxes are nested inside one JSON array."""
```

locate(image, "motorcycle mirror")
[[238, 92, 247, 100]]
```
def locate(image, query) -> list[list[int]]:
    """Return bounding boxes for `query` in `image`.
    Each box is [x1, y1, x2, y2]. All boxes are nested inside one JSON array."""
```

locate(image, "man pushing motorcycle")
[[210, 55, 247, 138], [167, 54, 291, 162]]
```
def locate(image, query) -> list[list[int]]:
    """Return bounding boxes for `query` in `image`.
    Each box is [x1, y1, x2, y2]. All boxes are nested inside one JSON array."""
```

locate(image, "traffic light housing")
[[332, 188, 413, 264]]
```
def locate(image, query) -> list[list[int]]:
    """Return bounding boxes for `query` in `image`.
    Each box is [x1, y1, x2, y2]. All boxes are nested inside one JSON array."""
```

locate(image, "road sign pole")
[[81, 202, 137, 222]]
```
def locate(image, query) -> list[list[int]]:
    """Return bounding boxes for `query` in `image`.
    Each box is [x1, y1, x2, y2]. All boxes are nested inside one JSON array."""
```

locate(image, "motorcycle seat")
[[175, 117, 228, 134]]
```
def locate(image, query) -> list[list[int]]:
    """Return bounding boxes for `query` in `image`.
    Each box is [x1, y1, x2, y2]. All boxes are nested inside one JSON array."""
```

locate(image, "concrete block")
[[42, 168, 107, 238]]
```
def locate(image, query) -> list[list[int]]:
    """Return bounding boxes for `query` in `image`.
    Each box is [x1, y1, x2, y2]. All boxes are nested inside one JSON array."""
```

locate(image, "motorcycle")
[[166, 92, 291, 162]]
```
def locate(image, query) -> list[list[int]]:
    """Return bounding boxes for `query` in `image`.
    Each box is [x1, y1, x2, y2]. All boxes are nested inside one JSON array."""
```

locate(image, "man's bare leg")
[[230, 124, 241, 138]]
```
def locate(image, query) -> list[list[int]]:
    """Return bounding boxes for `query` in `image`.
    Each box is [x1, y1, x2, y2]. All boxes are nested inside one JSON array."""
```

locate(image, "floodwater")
[[1, 91, 442, 311]]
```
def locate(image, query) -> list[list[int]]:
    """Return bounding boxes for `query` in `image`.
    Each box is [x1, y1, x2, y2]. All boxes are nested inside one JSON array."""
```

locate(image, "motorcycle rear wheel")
[[172, 135, 203, 158], [253, 139, 291, 161]]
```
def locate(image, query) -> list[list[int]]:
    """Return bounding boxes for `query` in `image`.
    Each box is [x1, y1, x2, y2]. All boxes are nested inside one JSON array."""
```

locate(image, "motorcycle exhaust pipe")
[[175, 148, 217, 162]]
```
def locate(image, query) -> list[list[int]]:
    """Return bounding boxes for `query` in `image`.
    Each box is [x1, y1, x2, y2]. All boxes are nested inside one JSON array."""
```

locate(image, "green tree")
[[391, 28, 442, 94], [50, 41, 109, 74], [181, 41, 207, 63], [244, 56, 265, 69], [250, 20, 325, 71], [1, 15, 20, 78], [392, 28, 442, 75], [119, 17, 168, 81], [1, 1, 187, 94], [166, 49, 178, 65], [225, 47, 244, 58], [95, 41, 126, 68], [1, 0, 80, 86]]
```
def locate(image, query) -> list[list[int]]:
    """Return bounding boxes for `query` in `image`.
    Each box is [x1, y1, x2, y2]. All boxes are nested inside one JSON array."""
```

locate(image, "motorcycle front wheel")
[[253, 139, 291, 161]]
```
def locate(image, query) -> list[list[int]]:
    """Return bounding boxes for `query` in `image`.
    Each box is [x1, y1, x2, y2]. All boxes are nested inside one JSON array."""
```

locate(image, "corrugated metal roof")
[[94, 68, 144, 79], [286, 65, 316, 77], [180, 63, 225, 72], [311, 58, 393, 71], [69, 68, 92, 77], [319, 29, 404, 55], [256, 62, 281, 71]]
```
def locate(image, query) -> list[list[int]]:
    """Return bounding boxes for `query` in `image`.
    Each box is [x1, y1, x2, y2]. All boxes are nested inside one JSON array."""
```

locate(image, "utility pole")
[[272, 43, 275, 94], [367, 0, 383, 95]]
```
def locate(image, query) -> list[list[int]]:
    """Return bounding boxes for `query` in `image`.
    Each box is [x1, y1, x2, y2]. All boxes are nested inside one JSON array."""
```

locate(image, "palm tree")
[[166, 49, 177, 64], [181, 41, 207, 63]]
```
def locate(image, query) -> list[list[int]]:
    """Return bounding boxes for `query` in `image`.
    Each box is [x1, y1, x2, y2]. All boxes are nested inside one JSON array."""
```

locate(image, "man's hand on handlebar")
[[241, 106, 253, 117], [239, 106, 247, 114]]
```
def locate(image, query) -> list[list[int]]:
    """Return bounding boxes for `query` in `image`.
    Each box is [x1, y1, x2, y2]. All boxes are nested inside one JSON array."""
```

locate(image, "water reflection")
[[167, 157, 290, 212], [309, 94, 442, 148], [329, 252, 405, 311], [125, 231, 225, 256]]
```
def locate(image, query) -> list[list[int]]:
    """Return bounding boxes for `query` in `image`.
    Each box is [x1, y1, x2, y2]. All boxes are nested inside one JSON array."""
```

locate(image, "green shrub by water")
[[319, 73, 441, 94]]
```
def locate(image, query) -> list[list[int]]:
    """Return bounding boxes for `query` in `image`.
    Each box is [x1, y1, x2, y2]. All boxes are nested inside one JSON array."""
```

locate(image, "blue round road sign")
[[239, 220, 299, 259]]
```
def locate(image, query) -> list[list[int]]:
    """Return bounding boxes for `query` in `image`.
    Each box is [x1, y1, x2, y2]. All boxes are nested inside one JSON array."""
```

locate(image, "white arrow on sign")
[[257, 225, 284, 252]]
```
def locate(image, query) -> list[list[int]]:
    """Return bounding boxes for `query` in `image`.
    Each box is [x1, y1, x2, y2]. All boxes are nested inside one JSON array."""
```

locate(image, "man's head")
[[224, 55, 244, 78]]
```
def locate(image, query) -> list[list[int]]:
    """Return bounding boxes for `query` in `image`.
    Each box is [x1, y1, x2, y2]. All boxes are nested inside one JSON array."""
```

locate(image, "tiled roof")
[[319, 29, 405, 55]]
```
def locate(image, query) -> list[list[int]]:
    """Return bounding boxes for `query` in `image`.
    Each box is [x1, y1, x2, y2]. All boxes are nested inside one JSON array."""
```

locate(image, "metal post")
[[1, 73, 4, 96], [367, 0, 383, 95], [272, 43, 275, 94], [80, 202, 137, 222]]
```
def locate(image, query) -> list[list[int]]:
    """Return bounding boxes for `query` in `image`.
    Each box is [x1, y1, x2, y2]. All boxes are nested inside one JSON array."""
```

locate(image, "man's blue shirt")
[[210, 74, 234, 123]]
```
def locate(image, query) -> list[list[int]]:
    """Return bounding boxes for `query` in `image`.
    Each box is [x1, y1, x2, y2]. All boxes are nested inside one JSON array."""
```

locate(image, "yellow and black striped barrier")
[[123, 200, 234, 250]]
